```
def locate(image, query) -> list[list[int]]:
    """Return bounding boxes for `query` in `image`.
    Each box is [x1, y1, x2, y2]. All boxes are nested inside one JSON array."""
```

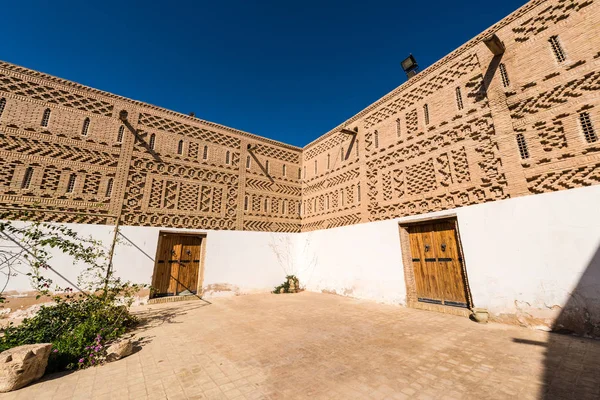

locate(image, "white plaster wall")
[[295, 185, 600, 330], [1, 223, 295, 297], [455, 185, 600, 324], [296, 220, 406, 304], [2, 185, 600, 334]]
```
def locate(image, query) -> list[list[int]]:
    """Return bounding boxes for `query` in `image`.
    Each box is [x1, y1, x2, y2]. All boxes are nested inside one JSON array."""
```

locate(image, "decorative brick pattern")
[[0, 0, 599, 233]]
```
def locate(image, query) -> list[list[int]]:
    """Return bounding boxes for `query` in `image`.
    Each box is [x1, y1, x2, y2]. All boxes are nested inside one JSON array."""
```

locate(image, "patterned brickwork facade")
[[0, 0, 598, 233], [301, 0, 600, 231]]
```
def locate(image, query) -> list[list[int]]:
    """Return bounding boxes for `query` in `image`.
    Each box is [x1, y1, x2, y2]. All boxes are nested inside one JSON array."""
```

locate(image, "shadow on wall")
[[539, 243, 600, 399]]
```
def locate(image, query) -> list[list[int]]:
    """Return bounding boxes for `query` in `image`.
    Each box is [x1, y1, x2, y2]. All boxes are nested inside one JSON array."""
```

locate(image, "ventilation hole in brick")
[[516, 133, 530, 159], [81, 117, 90, 136], [41, 108, 51, 127], [455, 87, 464, 110], [67, 174, 77, 193], [580, 112, 597, 143], [0, 98, 6, 120], [106, 178, 114, 197], [499, 63, 510, 87], [21, 167, 33, 189], [117, 125, 124, 143], [549, 35, 566, 63]]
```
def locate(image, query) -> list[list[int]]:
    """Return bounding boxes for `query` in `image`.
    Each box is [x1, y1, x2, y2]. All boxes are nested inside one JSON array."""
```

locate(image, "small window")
[[225, 151, 231, 165], [67, 174, 77, 193], [580, 112, 597, 143], [314, 160, 317, 174], [81, 117, 90, 136], [117, 125, 125, 143], [516, 133, 530, 159], [21, 167, 34, 189], [203, 145, 208, 160], [356, 140, 359, 157], [549, 36, 566, 63], [298, 202, 302, 215], [423, 104, 430, 125], [374, 131, 379, 149], [396, 119, 401, 137], [326, 195, 329, 210], [341, 189, 345, 206], [282, 200, 287, 214], [455, 87, 464, 111], [177, 140, 184, 155], [499, 63, 510, 87], [357, 184, 361, 202], [341, 147, 345, 161], [303, 166, 306, 179], [327, 154, 331, 170], [244, 196, 249, 211], [264, 198, 268, 212], [0, 98, 6, 120], [282, 164, 286, 177], [106, 178, 114, 197], [41, 108, 51, 127], [149, 134, 156, 150], [265, 160, 270, 173], [298, 168, 301, 179], [246, 155, 251, 169]]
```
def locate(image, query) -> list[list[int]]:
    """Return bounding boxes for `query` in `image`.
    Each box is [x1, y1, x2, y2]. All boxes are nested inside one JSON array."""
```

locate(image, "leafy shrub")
[[273, 275, 300, 294], [0, 220, 144, 372], [0, 294, 138, 372]]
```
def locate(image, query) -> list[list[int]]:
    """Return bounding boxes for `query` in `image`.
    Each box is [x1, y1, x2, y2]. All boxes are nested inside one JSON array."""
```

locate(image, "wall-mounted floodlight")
[[401, 54, 419, 79], [483, 34, 505, 55], [119, 110, 128, 122], [340, 127, 357, 136]]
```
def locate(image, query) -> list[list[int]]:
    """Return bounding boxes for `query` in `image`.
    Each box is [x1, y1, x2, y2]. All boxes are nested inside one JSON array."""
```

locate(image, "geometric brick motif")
[[0, 73, 113, 116]]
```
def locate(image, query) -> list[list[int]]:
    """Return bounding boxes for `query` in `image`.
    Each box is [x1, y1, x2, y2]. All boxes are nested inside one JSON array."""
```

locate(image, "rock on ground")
[[0, 343, 52, 392], [106, 339, 133, 362]]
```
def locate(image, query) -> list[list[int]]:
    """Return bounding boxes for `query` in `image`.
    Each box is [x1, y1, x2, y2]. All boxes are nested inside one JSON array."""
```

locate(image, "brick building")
[[1, 0, 599, 335]]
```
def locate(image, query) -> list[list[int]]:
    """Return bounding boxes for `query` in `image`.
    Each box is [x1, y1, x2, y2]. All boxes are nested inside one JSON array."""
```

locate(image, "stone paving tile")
[[2, 292, 600, 399]]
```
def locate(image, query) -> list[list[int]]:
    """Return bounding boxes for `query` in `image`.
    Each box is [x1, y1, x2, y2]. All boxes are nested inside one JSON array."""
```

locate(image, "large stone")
[[106, 339, 133, 362], [0, 343, 52, 392]]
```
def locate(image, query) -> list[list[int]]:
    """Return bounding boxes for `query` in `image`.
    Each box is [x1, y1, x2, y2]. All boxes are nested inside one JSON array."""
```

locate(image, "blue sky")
[[1, 0, 526, 147]]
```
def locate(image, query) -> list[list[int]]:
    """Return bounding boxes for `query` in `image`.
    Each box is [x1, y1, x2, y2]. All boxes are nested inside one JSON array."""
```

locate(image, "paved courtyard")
[[2, 292, 600, 400]]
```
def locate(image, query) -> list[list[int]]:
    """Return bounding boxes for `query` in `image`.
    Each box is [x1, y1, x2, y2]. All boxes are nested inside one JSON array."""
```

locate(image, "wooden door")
[[152, 234, 202, 298], [408, 221, 469, 308]]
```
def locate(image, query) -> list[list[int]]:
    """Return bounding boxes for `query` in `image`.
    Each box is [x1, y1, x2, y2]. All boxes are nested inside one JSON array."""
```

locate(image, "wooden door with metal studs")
[[152, 234, 202, 298], [408, 221, 470, 308]]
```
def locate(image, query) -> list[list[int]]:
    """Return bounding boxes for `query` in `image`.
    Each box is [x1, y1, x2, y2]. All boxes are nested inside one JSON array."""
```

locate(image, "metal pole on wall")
[[103, 109, 130, 297]]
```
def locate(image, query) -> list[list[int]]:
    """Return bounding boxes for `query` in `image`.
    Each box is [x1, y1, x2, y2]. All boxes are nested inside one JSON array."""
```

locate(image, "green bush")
[[0, 295, 138, 372], [273, 275, 300, 294], [0, 220, 144, 372]]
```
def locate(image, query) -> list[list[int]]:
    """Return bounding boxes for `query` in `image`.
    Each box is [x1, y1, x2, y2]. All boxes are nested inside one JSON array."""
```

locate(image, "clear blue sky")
[[1, 0, 526, 147]]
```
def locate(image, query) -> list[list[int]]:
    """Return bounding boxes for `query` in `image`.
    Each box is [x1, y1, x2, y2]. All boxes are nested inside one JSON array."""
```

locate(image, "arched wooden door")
[[152, 233, 203, 298]]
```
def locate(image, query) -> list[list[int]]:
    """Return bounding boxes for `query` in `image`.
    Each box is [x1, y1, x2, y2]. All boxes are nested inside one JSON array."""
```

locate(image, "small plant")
[[273, 275, 300, 294]]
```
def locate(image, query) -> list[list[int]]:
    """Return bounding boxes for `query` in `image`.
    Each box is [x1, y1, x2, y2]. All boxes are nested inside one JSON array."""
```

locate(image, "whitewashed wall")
[[297, 185, 600, 333], [295, 221, 406, 304], [0, 224, 295, 297], [2, 185, 600, 334]]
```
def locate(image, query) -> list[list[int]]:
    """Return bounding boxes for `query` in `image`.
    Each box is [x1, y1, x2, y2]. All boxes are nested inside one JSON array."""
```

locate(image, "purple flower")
[[52, 349, 58, 353], [78, 358, 84, 363]]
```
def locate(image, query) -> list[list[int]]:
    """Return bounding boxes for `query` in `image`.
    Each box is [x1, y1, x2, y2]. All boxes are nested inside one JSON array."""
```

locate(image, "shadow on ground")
[[133, 300, 210, 333], [538, 243, 600, 399]]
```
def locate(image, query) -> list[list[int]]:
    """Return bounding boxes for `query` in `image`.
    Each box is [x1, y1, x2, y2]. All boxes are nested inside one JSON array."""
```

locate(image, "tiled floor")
[[3, 292, 600, 399]]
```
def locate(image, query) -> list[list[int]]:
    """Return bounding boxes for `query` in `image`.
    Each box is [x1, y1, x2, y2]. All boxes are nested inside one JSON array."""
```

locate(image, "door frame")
[[398, 216, 474, 316], [150, 230, 207, 300]]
